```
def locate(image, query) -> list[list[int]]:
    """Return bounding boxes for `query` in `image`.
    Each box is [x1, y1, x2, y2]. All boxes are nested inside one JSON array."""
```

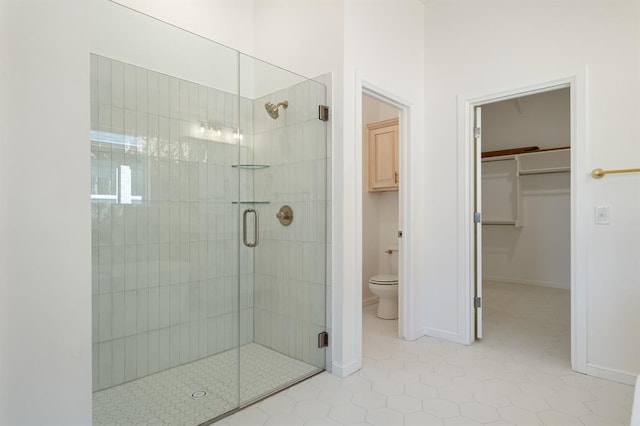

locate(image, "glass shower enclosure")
[[89, 2, 328, 423]]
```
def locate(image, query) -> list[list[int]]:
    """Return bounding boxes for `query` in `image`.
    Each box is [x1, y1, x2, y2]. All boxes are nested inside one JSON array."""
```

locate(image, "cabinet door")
[[368, 119, 399, 191]]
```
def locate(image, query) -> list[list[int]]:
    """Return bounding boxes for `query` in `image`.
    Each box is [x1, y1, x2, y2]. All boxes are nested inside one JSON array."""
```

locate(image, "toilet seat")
[[369, 274, 398, 285], [368, 274, 399, 319]]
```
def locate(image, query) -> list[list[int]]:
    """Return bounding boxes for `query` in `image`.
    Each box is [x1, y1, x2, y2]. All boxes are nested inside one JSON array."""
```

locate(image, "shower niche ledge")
[[232, 163, 271, 204], [232, 200, 271, 205], [232, 164, 270, 170]]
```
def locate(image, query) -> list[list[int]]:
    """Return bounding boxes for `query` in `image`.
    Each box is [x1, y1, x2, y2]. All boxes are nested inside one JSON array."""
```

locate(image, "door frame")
[[457, 72, 587, 374], [473, 105, 483, 340], [356, 77, 414, 343]]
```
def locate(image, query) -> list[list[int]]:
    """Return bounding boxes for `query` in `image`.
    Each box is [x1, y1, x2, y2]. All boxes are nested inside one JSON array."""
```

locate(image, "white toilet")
[[368, 247, 399, 319]]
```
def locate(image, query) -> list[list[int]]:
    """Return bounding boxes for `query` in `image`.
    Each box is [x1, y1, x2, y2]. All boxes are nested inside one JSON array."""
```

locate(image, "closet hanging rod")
[[591, 167, 640, 179]]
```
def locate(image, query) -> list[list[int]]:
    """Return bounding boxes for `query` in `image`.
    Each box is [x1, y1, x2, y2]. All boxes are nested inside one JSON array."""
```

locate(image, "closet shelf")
[[481, 147, 570, 228], [483, 220, 517, 226], [232, 201, 270, 205], [518, 166, 570, 176], [482, 146, 539, 158], [231, 164, 270, 170]]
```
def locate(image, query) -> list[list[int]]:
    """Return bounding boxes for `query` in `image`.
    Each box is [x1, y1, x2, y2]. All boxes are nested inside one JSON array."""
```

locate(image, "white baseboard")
[[580, 362, 638, 386], [483, 275, 570, 290], [417, 329, 636, 384], [363, 296, 379, 307], [331, 359, 361, 378], [417, 326, 468, 345]]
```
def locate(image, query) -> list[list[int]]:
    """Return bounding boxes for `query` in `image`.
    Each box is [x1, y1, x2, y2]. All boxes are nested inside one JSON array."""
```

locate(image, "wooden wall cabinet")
[[367, 118, 399, 192]]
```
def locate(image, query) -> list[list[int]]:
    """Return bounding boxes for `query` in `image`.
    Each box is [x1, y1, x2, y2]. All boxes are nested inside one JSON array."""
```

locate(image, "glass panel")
[[238, 53, 327, 405], [90, 1, 328, 423], [89, 1, 241, 424]]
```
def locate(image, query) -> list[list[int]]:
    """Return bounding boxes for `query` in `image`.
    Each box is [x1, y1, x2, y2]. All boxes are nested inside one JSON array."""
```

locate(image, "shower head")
[[265, 100, 288, 119]]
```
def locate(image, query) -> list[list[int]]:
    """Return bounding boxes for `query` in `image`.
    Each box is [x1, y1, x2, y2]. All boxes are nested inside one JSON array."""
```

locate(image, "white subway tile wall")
[[91, 55, 255, 391], [91, 54, 329, 400], [252, 81, 328, 369]]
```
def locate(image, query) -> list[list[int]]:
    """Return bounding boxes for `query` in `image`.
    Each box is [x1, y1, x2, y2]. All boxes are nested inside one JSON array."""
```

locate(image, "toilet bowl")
[[368, 274, 398, 319]]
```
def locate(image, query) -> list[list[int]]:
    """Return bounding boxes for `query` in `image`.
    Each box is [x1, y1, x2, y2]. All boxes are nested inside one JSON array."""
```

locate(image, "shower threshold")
[[93, 343, 321, 425]]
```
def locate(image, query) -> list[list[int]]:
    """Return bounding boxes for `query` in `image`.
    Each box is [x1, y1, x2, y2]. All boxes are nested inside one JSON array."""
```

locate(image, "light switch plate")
[[595, 205, 609, 225]]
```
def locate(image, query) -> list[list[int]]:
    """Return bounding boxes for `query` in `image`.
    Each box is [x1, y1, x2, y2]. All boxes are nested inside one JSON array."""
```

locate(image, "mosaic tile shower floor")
[[93, 343, 320, 425]]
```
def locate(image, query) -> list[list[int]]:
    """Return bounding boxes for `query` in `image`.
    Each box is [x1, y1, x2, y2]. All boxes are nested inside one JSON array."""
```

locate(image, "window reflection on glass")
[[90, 130, 144, 204]]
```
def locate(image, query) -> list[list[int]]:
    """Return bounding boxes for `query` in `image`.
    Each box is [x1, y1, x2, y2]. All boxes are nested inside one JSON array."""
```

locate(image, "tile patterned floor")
[[93, 343, 319, 425], [218, 281, 633, 425]]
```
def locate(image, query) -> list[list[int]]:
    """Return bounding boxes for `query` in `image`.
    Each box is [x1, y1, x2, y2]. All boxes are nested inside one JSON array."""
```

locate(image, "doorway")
[[357, 84, 412, 346], [361, 93, 401, 336], [472, 86, 573, 364]]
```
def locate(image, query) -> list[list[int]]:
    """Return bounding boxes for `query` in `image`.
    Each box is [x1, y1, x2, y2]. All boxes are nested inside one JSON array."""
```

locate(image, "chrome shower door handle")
[[242, 208, 259, 248]]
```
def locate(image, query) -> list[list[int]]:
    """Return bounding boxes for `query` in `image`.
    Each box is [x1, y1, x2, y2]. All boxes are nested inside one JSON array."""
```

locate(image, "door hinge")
[[318, 331, 329, 348], [474, 127, 481, 138], [318, 105, 329, 122], [474, 211, 481, 223], [474, 297, 482, 309]]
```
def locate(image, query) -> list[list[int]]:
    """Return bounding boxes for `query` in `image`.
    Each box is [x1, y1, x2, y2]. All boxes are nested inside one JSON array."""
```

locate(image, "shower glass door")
[[90, 1, 242, 423], [238, 55, 328, 406], [90, 1, 327, 424]]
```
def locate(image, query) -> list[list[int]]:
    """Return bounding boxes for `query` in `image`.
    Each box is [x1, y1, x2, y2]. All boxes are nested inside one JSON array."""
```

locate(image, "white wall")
[[111, 0, 254, 54], [252, 0, 344, 81], [482, 89, 570, 151], [0, 0, 92, 424], [362, 94, 399, 305], [482, 90, 570, 289], [424, 0, 640, 382]]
